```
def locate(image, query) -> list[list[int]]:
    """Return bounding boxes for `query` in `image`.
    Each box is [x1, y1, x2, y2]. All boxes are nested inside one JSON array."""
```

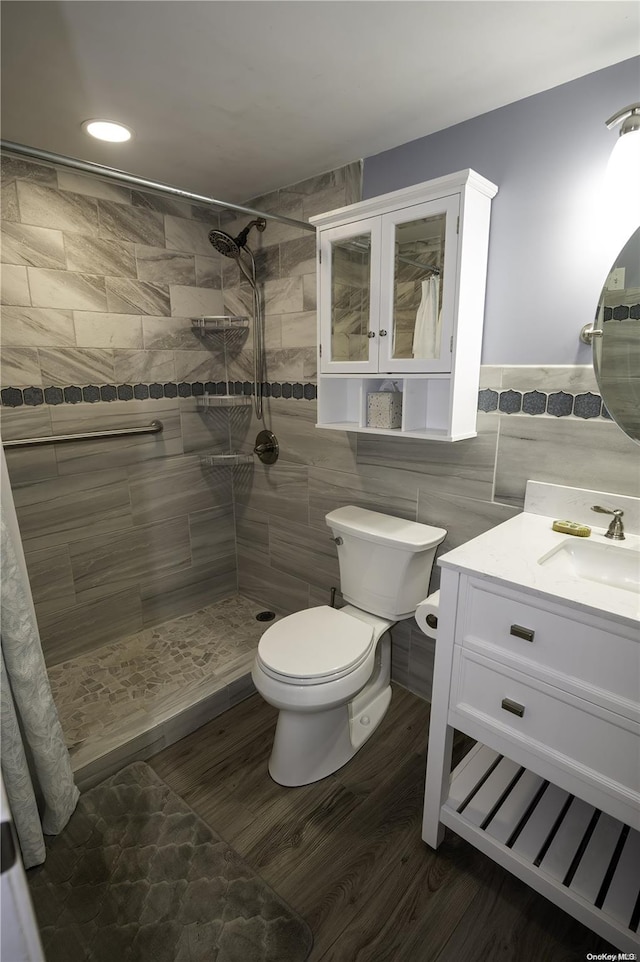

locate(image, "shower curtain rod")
[[0, 140, 316, 233]]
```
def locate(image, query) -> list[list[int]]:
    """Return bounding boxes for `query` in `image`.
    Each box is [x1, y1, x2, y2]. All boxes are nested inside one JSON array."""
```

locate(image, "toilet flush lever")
[[331, 536, 343, 545]]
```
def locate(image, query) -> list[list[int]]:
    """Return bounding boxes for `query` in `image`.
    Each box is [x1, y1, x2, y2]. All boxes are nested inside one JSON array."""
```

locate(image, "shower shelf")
[[196, 394, 252, 409], [192, 315, 249, 333], [199, 453, 254, 467]]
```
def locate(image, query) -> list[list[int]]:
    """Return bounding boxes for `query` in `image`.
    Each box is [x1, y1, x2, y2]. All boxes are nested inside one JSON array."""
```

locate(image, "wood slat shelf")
[[442, 743, 640, 953]]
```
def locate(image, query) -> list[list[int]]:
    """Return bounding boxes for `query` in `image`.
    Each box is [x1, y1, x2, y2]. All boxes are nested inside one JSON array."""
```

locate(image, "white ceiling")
[[1, 1, 639, 203]]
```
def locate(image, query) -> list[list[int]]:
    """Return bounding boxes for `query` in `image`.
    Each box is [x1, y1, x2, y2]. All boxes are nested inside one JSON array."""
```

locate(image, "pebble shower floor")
[[47, 595, 277, 781]]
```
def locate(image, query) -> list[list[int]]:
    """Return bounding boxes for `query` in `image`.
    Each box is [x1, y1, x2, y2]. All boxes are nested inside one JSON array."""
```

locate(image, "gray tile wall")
[[2, 154, 638, 708], [226, 167, 640, 703], [0, 155, 241, 665]]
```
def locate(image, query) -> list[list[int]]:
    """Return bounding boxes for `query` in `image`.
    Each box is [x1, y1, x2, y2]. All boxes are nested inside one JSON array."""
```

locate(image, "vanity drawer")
[[459, 580, 640, 708], [450, 646, 640, 805]]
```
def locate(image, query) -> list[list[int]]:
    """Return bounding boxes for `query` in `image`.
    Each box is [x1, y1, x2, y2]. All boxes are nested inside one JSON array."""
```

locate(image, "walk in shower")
[[0, 141, 315, 790]]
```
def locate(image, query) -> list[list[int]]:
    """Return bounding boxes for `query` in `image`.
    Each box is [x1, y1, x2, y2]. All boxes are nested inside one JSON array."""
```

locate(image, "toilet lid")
[[257, 606, 374, 680]]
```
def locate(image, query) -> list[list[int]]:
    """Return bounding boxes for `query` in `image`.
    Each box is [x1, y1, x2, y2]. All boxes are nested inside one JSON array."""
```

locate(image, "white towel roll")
[[414, 590, 440, 639]]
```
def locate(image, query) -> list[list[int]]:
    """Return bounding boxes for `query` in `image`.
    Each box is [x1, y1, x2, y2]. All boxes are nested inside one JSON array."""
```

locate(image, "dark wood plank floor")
[[148, 685, 617, 962]]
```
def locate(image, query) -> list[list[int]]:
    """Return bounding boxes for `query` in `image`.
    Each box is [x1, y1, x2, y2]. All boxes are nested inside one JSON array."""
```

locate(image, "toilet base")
[[268, 636, 392, 787]]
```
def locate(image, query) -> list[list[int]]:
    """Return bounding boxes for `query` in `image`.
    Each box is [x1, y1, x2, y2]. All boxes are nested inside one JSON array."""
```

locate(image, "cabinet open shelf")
[[316, 376, 476, 442], [442, 743, 640, 953]]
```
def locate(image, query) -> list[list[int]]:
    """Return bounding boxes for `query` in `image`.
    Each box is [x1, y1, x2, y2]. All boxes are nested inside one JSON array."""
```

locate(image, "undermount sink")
[[538, 538, 640, 594]]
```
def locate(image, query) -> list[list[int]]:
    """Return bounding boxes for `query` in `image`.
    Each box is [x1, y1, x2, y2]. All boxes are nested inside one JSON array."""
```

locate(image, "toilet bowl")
[[252, 506, 446, 786]]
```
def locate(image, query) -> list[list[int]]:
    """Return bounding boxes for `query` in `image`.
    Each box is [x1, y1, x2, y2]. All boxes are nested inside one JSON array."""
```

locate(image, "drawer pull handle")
[[502, 698, 525, 718], [510, 624, 535, 643]]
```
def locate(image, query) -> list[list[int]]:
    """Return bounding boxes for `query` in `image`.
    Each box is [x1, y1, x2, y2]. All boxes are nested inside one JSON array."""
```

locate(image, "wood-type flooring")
[[148, 685, 617, 962]]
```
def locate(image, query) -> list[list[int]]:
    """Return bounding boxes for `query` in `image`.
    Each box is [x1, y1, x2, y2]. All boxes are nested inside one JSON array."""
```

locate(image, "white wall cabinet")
[[310, 169, 498, 441], [423, 568, 640, 953]]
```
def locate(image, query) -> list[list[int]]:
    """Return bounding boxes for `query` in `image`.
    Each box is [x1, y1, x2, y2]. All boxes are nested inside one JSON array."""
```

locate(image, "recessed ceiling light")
[[82, 120, 133, 143]]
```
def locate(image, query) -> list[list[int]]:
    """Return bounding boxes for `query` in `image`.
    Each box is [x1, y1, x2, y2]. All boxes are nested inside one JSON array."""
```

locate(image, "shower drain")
[[256, 611, 276, 622]]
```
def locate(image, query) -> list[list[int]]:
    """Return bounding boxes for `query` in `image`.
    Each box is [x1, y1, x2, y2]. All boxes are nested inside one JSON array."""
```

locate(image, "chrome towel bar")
[[2, 420, 164, 448]]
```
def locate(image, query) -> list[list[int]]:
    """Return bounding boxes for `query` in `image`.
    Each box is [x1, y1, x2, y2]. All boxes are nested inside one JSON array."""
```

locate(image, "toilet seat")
[[257, 606, 374, 684]]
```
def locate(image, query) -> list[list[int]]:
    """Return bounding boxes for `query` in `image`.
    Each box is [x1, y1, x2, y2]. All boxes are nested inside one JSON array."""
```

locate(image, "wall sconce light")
[[604, 102, 640, 244], [606, 103, 640, 179]]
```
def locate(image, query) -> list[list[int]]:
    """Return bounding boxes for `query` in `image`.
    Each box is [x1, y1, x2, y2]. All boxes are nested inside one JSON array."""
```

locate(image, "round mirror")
[[592, 227, 640, 445]]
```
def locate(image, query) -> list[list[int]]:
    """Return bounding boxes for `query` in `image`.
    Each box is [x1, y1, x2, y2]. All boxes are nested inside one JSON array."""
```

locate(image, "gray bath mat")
[[27, 761, 313, 962]]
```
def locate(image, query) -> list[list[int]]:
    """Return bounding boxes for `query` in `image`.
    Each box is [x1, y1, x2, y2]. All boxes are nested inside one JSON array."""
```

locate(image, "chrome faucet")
[[591, 505, 625, 541]]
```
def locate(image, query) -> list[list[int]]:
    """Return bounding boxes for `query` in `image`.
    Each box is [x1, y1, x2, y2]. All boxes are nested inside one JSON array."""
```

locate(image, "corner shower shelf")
[[196, 394, 252, 409], [192, 315, 249, 333], [199, 453, 254, 466]]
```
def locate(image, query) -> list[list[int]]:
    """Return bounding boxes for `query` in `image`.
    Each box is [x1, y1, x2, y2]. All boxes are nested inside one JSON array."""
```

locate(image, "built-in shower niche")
[[316, 375, 464, 440]]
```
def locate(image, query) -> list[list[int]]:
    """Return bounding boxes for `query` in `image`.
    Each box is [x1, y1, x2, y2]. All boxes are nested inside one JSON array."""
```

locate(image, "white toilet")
[[252, 505, 446, 786]]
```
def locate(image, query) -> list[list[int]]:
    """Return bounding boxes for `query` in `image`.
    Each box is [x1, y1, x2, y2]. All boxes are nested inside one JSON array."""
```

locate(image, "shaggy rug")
[[27, 761, 313, 962]]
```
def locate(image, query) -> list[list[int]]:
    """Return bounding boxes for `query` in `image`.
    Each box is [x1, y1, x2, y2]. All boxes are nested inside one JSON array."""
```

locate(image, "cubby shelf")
[[316, 375, 476, 442]]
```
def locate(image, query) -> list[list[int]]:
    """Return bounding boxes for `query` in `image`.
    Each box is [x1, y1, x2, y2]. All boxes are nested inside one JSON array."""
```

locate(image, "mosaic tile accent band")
[[0, 382, 612, 418], [0, 380, 318, 407]]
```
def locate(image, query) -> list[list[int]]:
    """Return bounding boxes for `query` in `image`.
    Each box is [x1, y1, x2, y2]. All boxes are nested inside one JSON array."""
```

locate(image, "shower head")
[[208, 217, 266, 258]]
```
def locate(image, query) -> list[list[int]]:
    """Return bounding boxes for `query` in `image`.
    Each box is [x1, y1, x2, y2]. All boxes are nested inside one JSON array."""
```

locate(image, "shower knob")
[[253, 430, 279, 464]]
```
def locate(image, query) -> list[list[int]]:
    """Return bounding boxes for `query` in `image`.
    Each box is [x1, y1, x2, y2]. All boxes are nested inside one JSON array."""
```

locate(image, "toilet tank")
[[326, 506, 446, 620]]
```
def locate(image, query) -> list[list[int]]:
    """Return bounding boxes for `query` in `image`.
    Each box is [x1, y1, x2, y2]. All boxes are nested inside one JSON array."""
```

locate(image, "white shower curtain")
[[0, 445, 78, 868], [412, 275, 441, 359]]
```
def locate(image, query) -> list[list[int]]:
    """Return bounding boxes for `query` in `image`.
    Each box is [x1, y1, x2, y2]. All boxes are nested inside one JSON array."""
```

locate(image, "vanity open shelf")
[[444, 742, 640, 952]]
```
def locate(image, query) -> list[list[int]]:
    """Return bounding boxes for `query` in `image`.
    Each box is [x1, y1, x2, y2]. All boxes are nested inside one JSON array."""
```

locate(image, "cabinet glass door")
[[378, 195, 460, 373], [319, 218, 380, 373]]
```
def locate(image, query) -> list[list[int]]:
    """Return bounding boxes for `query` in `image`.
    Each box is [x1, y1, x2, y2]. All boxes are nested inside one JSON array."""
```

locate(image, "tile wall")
[[0, 154, 240, 665], [223, 171, 640, 702], [2, 153, 638, 703]]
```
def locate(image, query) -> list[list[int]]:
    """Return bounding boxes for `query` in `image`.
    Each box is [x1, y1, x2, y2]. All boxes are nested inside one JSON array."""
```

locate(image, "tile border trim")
[[0, 381, 319, 407], [0, 383, 611, 419]]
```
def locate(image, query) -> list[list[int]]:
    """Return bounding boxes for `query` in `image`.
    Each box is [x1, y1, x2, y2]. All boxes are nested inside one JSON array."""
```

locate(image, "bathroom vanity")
[[422, 482, 640, 952]]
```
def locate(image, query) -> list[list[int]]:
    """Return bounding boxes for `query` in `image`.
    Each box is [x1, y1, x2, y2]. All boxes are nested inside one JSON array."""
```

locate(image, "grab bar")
[[2, 420, 164, 448]]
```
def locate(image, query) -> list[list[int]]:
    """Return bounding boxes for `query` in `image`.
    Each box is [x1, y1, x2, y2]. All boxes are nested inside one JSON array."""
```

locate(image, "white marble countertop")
[[438, 510, 640, 629]]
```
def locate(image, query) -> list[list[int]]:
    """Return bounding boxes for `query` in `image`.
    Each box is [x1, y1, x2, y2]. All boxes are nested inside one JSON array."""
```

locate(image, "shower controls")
[[253, 430, 279, 464]]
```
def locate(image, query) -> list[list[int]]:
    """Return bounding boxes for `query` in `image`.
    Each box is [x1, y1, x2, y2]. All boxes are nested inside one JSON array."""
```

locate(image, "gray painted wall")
[[363, 57, 640, 365]]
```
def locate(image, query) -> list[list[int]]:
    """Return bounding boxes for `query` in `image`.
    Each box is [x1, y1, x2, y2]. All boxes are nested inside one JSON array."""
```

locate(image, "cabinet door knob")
[[510, 624, 535, 643], [502, 698, 525, 718], [379, 330, 388, 337], [367, 331, 376, 339]]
